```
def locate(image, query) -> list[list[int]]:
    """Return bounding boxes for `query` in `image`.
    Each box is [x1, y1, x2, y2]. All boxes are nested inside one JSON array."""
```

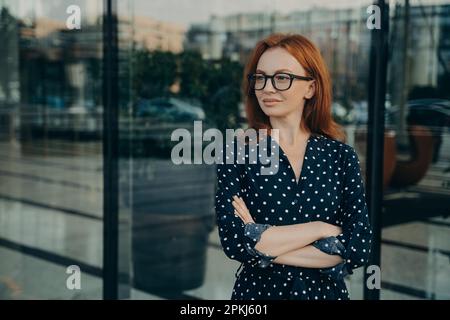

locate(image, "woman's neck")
[[270, 117, 310, 146]]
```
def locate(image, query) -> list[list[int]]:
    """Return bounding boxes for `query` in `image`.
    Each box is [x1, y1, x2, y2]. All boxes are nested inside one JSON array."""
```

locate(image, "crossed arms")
[[231, 195, 344, 269]]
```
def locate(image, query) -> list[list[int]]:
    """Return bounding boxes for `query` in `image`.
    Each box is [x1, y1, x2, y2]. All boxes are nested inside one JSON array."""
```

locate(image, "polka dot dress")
[[214, 133, 373, 300]]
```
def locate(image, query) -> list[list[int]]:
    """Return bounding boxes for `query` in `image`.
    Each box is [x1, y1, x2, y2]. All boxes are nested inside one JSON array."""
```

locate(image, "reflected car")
[[135, 97, 205, 122], [131, 97, 206, 157], [386, 99, 450, 129]]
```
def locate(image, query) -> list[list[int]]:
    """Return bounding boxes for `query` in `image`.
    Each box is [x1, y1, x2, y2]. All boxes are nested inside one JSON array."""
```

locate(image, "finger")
[[232, 196, 247, 213], [236, 197, 250, 215], [232, 202, 251, 224], [231, 201, 245, 220], [234, 199, 251, 221], [234, 208, 249, 224], [231, 199, 240, 211], [237, 209, 252, 224], [232, 199, 246, 215], [233, 209, 243, 220], [232, 196, 254, 224], [232, 195, 242, 206]]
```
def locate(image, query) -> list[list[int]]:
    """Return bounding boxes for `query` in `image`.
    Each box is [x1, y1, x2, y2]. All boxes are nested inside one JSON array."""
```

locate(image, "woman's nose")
[[263, 78, 277, 93]]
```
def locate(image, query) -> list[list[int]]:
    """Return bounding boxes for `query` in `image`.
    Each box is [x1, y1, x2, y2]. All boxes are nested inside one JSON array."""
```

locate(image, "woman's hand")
[[318, 221, 342, 238], [231, 195, 255, 225]]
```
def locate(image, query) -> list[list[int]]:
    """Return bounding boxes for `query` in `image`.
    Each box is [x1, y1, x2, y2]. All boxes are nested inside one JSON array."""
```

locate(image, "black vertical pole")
[[103, 0, 119, 300], [364, 0, 389, 300]]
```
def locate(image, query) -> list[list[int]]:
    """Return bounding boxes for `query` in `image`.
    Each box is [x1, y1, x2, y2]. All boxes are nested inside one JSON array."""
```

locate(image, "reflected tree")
[[132, 49, 177, 100]]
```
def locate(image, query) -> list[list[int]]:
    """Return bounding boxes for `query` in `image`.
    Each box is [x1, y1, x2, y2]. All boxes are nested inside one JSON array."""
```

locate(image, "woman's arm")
[[272, 245, 344, 268], [252, 221, 340, 257], [332, 146, 373, 274], [232, 196, 342, 257]]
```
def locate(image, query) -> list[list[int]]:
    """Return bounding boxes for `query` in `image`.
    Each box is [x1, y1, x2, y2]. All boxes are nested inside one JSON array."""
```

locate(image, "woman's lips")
[[262, 99, 282, 106]]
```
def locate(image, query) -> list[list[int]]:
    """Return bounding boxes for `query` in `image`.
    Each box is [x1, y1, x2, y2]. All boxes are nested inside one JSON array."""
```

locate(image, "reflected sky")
[[133, 0, 447, 26]]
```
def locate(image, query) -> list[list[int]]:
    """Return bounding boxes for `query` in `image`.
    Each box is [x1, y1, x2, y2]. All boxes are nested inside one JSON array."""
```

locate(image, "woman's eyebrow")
[[255, 68, 293, 74]]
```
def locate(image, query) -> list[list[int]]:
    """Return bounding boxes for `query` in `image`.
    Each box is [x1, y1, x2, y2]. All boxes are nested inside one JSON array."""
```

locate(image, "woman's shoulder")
[[313, 134, 358, 160], [311, 133, 352, 149]]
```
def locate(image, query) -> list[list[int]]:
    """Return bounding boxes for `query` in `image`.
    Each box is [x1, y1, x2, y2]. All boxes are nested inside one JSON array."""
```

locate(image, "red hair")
[[242, 33, 346, 142]]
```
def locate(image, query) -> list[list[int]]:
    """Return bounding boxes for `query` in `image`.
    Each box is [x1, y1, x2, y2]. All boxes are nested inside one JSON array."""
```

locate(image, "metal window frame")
[[102, 0, 119, 300], [364, 0, 390, 301]]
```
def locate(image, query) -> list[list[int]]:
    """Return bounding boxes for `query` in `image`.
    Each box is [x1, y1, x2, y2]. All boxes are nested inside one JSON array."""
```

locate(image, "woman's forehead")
[[256, 47, 304, 73]]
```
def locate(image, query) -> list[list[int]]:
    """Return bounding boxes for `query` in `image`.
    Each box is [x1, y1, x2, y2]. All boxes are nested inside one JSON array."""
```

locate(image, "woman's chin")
[[261, 108, 288, 118]]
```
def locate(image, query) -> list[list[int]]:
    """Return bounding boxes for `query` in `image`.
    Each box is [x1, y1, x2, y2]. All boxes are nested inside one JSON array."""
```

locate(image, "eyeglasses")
[[247, 72, 314, 91]]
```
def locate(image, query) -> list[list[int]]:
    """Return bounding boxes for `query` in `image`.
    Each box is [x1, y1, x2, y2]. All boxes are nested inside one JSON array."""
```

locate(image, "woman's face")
[[254, 47, 315, 119]]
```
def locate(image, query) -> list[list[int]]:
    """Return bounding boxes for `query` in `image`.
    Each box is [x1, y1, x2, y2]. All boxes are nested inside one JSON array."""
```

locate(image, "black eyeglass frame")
[[247, 72, 314, 91]]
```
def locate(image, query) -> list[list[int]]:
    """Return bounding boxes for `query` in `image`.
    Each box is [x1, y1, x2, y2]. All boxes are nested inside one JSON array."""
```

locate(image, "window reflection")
[[379, 0, 450, 300], [0, 0, 103, 299]]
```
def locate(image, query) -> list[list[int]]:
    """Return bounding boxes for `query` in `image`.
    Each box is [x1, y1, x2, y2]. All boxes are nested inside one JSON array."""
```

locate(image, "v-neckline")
[[270, 133, 313, 185]]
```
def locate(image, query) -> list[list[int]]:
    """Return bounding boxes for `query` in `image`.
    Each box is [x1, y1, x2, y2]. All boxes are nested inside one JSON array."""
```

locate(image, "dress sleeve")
[[313, 146, 373, 280], [214, 139, 276, 268]]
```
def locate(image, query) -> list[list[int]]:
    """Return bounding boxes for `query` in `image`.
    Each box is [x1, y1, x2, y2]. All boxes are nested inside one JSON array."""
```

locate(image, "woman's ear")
[[305, 80, 316, 99]]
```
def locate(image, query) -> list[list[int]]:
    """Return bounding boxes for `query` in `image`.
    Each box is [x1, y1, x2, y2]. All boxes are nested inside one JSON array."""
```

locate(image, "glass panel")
[[119, 0, 373, 300], [0, 0, 103, 299], [117, 0, 133, 299], [381, 0, 450, 299]]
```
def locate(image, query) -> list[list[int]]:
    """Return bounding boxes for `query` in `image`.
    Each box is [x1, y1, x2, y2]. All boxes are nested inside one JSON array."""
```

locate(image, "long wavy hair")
[[242, 33, 346, 142]]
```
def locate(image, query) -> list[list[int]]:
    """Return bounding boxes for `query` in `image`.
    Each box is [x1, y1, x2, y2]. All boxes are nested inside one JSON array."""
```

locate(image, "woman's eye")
[[275, 74, 290, 81], [254, 75, 265, 81]]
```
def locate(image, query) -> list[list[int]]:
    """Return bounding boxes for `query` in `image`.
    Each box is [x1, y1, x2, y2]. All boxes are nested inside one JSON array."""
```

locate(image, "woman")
[[215, 33, 373, 300]]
